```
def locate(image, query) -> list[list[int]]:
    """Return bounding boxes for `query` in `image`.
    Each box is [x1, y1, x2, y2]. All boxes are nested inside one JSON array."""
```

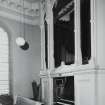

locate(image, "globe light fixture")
[[16, 37, 25, 46], [16, 0, 29, 50]]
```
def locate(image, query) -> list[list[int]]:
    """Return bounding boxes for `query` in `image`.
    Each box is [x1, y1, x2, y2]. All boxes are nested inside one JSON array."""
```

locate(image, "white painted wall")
[[75, 72, 96, 105], [97, 72, 105, 105], [96, 0, 105, 68], [0, 16, 41, 98]]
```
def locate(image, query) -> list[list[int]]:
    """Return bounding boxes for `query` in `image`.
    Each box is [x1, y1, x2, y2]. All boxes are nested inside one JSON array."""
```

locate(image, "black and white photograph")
[[0, 0, 105, 105]]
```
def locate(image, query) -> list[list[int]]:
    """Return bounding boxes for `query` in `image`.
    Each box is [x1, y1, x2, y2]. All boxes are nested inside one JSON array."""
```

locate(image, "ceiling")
[[0, 0, 40, 25]]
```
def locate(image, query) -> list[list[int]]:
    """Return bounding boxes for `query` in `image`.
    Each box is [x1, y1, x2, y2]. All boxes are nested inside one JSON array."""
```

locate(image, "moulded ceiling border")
[[0, 0, 40, 25]]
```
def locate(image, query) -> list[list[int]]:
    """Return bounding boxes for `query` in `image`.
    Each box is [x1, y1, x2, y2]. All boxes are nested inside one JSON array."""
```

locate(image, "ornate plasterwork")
[[0, 0, 40, 25]]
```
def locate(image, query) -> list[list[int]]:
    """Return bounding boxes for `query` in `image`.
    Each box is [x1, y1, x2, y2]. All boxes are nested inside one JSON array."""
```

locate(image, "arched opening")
[[0, 27, 9, 95]]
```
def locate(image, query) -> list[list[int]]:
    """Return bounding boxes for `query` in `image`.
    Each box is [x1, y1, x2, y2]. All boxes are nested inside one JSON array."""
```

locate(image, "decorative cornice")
[[0, 0, 40, 25]]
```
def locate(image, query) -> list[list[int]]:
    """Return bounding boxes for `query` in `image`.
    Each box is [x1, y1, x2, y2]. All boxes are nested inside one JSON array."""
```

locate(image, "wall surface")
[[0, 16, 41, 98], [97, 72, 105, 105], [96, 0, 105, 68]]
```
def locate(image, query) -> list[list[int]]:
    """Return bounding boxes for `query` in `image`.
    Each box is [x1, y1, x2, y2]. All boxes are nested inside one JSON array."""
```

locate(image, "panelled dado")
[[40, 0, 105, 105]]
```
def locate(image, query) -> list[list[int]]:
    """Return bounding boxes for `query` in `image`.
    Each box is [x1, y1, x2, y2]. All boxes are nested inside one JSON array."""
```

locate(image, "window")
[[0, 27, 9, 95], [41, 0, 92, 69], [52, 0, 91, 67], [53, 0, 75, 68], [80, 0, 91, 64]]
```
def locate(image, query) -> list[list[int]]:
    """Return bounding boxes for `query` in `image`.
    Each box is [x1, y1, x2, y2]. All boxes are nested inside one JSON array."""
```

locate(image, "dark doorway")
[[53, 76, 74, 105]]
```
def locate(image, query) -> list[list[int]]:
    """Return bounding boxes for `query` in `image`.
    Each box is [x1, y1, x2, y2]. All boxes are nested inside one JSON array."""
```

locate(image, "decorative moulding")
[[0, 0, 40, 25]]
